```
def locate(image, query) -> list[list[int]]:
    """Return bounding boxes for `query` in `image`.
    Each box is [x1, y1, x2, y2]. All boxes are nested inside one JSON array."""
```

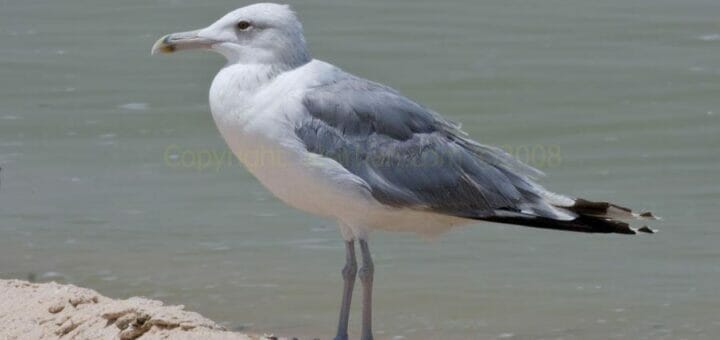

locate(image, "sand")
[[0, 279, 283, 340]]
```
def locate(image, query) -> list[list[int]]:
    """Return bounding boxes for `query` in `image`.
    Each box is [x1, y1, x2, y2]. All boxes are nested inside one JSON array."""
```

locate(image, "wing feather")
[[295, 74, 555, 218]]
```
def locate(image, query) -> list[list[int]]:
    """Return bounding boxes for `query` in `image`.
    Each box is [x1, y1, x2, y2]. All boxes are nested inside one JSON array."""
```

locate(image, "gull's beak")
[[151, 29, 217, 55]]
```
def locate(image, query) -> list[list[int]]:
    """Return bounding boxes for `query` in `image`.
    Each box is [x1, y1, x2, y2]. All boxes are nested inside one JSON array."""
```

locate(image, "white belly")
[[216, 124, 472, 236], [207, 62, 473, 238], [218, 124, 371, 217]]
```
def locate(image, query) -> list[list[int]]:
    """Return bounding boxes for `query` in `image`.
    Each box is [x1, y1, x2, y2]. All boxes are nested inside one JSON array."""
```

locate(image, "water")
[[1, 0, 719, 339]]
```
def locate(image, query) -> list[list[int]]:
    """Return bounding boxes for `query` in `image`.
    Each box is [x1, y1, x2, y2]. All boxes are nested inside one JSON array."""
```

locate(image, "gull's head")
[[151, 3, 310, 67]]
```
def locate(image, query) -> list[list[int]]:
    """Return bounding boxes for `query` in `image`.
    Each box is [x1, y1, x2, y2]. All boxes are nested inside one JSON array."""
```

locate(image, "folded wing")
[[294, 73, 656, 234]]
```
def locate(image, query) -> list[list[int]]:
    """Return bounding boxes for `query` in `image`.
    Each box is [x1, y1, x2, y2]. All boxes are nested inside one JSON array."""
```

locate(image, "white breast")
[[208, 61, 472, 238], [208, 62, 376, 220]]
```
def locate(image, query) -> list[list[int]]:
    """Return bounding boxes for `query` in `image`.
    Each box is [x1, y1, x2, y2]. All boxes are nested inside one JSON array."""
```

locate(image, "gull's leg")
[[334, 240, 357, 340], [358, 239, 374, 340]]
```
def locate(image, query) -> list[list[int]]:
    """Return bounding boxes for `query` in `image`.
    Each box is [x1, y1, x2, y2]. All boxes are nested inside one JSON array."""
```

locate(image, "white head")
[[152, 3, 310, 68]]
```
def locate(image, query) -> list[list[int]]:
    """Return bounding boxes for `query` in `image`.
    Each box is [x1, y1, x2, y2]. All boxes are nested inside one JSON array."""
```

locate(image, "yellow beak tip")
[[151, 36, 175, 56], [157, 44, 176, 54]]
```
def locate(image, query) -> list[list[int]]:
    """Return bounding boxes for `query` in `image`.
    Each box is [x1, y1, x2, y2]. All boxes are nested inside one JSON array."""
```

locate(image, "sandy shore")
[[0, 279, 284, 340]]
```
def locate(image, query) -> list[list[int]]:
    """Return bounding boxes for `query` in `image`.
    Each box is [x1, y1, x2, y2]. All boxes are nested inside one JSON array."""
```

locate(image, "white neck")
[[219, 63, 284, 91], [209, 62, 297, 129]]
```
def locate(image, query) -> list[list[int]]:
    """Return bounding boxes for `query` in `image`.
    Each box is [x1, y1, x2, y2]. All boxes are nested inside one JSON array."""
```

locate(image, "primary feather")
[[295, 73, 656, 234]]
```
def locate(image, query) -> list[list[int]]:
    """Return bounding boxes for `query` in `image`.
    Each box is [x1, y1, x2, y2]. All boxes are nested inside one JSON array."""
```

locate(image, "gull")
[[151, 3, 656, 339]]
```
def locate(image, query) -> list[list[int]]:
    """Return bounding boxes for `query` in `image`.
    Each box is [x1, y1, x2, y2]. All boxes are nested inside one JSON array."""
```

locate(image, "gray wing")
[[295, 74, 558, 219]]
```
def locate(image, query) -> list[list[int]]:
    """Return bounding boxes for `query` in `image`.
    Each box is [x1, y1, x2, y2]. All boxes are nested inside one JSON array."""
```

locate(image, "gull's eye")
[[236, 21, 252, 30]]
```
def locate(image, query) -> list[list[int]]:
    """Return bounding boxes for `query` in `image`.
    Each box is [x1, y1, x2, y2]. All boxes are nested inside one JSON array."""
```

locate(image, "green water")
[[1, 0, 719, 339]]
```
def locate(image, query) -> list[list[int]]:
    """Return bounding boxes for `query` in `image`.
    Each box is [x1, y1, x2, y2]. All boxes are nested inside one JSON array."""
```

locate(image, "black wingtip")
[[480, 214, 641, 235]]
